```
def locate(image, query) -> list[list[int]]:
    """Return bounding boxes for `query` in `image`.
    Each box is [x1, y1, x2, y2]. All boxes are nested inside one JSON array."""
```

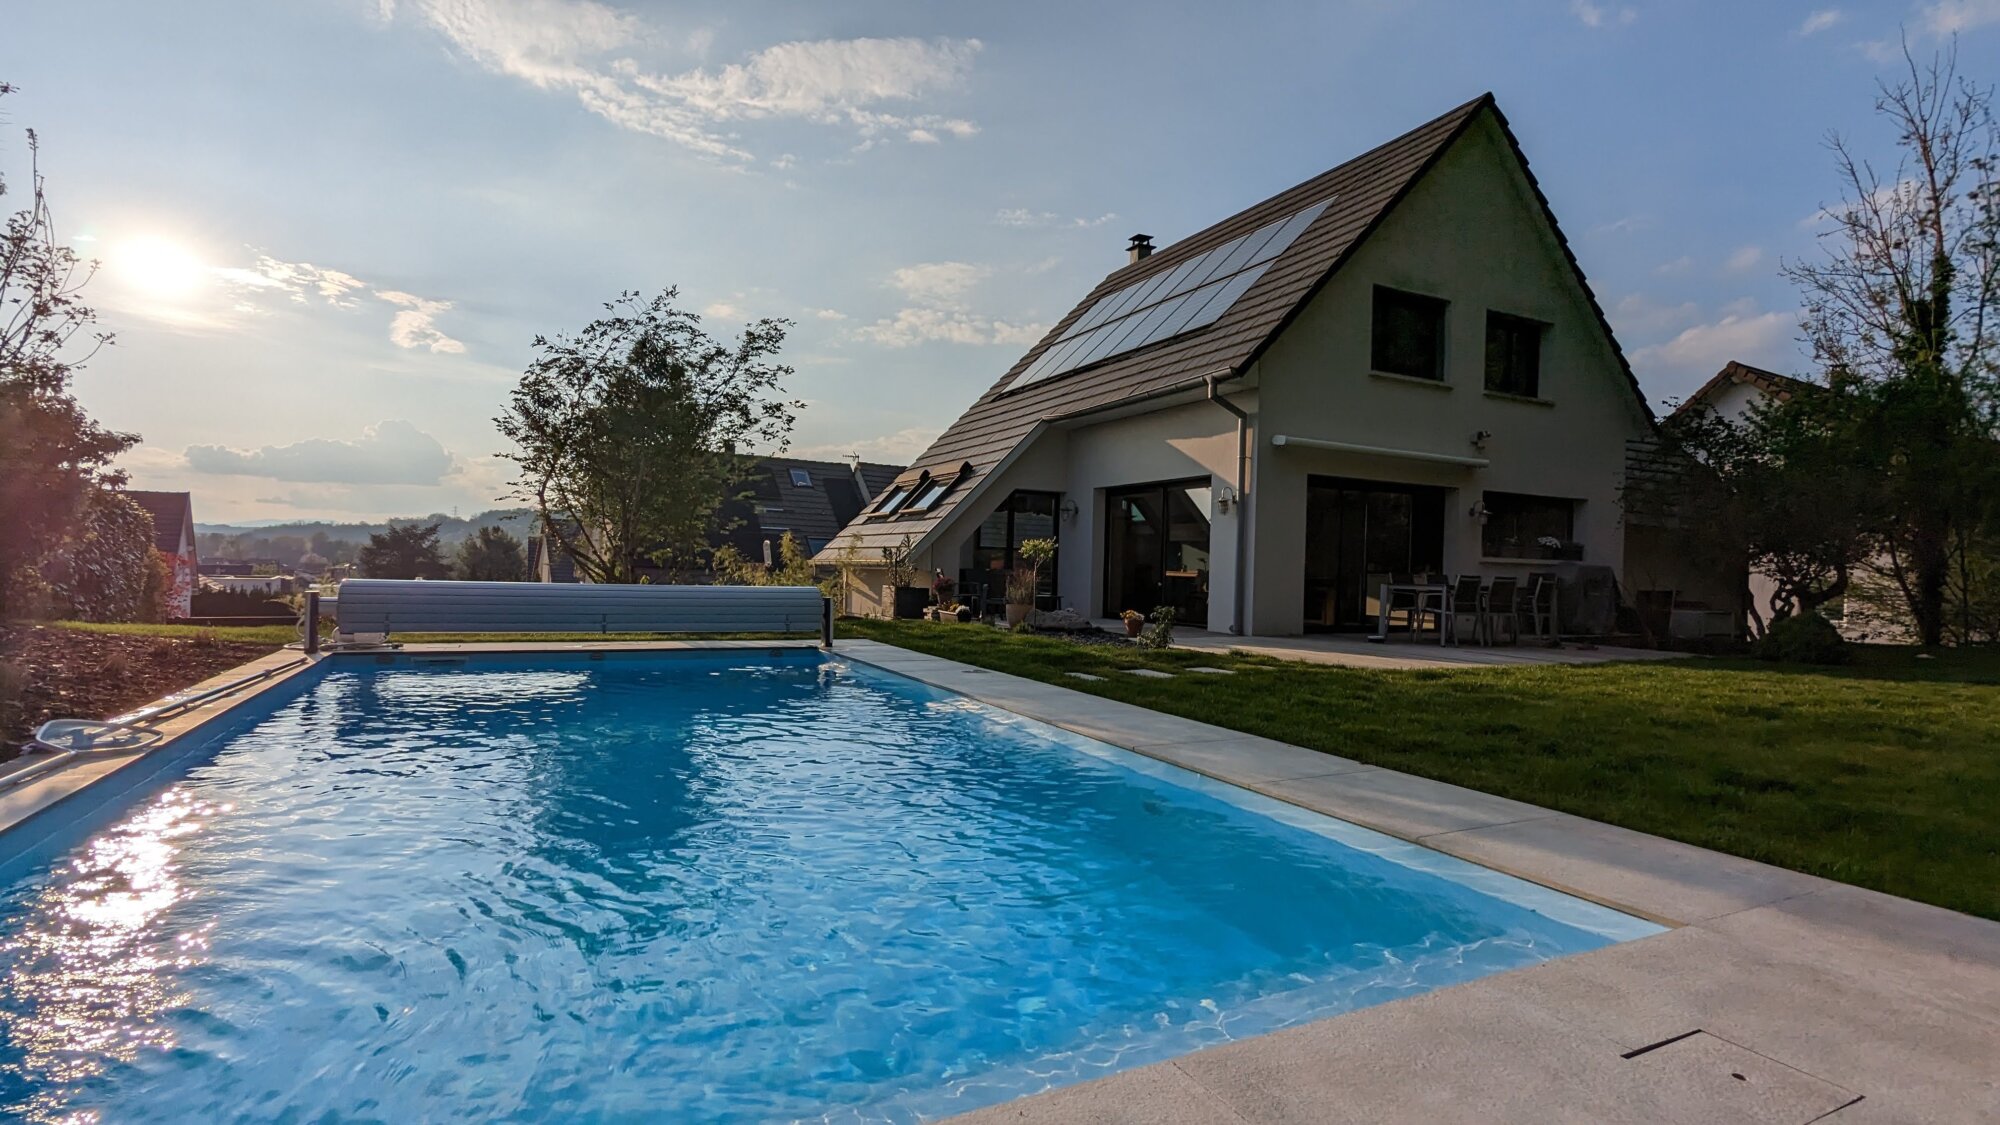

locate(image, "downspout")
[[1207, 367, 1252, 636]]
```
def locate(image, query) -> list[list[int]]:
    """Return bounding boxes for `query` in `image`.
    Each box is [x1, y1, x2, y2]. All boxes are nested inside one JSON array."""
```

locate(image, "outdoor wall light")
[[1468, 499, 1489, 524], [1471, 429, 1493, 452], [1059, 498, 1080, 524], [1215, 484, 1239, 515]]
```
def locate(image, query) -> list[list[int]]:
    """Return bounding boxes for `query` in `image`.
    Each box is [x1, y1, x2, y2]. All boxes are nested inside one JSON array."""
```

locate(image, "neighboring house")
[[127, 490, 198, 617], [1664, 360, 1916, 642], [522, 456, 903, 582], [815, 94, 1656, 634]]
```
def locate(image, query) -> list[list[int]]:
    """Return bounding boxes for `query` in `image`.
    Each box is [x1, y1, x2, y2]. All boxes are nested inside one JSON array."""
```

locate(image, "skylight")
[[1006, 197, 1331, 392], [789, 468, 813, 488]]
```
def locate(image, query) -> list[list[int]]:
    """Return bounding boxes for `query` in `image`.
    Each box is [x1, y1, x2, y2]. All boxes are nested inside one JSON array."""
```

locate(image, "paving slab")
[[1258, 766, 1560, 842], [1621, 1031, 1859, 1124], [1124, 668, 1175, 678], [1128, 735, 1366, 785], [947, 1062, 1247, 1125], [1422, 812, 1834, 924]]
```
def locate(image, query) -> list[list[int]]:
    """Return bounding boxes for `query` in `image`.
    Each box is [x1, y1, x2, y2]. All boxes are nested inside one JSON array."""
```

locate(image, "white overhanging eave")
[[1268, 433, 1490, 468]]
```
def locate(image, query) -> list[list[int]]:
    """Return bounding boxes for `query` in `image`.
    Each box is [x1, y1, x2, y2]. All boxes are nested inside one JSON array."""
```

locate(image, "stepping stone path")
[[1187, 666, 1236, 675], [1066, 672, 1105, 681], [1124, 668, 1176, 679]]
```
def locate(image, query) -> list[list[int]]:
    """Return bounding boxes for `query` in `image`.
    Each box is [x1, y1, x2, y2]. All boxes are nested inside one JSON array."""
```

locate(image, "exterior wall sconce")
[[1059, 498, 1080, 524], [1215, 484, 1239, 515], [1471, 430, 1493, 453], [1469, 499, 1489, 524]]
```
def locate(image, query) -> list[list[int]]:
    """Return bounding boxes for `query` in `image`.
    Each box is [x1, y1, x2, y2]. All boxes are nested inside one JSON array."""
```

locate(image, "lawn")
[[844, 619, 2000, 922]]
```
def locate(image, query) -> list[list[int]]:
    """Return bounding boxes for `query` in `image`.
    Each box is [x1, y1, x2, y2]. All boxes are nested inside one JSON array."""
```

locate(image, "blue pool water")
[[0, 651, 1657, 1122]]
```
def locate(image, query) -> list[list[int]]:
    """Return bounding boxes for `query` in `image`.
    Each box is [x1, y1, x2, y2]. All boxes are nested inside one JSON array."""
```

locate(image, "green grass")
[[845, 619, 2000, 921], [52, 621, 304, 645]]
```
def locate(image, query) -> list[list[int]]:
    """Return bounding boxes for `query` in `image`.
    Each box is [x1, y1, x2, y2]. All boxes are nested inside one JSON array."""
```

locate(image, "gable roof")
[[126, 490, 194, 556], [1672, 360, 1813, 417], [733, 456, 906, 549], [817, 93, 1648, 562]]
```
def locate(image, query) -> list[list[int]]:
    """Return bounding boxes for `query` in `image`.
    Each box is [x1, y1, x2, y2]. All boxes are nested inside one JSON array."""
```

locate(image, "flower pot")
[[1005, 602, 1030, 627], [887, 586, 931, 620], [954, 606, 974, 623], [1124, 617, 1144, 637]]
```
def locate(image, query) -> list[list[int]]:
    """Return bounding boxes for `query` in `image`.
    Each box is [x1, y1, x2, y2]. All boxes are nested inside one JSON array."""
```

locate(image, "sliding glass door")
[[1303, 477, 1445, 630], [1104, 480, 1212, 627]]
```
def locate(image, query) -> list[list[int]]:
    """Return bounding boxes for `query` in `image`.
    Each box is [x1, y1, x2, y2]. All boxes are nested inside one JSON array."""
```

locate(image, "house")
[[526, 456, 903, 582], [127, 490, 198, 617], [1662, 360, 1916, 642], [816, 94, 1656, 634]]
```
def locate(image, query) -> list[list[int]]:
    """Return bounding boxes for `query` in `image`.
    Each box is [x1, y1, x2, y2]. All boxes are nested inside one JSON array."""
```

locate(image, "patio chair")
[[1517, 574, 1556, 640], [1483, 576, 1519, 646], [1423, 575, 1484, 645]]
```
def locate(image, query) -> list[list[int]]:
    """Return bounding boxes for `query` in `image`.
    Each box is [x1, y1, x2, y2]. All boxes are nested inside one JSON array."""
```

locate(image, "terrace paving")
[[830, 640, 2000, 1125]]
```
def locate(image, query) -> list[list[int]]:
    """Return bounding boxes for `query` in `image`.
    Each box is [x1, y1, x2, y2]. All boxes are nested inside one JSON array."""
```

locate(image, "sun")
[[112, 235, 208, 300]]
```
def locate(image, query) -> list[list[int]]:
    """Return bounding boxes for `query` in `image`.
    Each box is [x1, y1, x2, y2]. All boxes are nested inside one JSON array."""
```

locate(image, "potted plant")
[[881, 536, 929, 619], [1120, 609, 1145, 637], [1005, 537, 1058, 628]]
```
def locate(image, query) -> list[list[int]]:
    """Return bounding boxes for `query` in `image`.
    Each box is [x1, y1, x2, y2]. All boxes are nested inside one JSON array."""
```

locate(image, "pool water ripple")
[[0, 652, 1656, 1123]]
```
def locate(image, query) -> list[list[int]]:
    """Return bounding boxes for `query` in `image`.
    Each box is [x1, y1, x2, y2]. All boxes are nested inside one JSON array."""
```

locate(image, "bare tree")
[[1785, 42, 2000, 646], [0, 81, 136, 616]]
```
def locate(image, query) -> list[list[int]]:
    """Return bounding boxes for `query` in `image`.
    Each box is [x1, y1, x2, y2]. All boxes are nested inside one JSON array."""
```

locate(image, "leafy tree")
[[1784, 45, 2000, 645], [496, 288, 800, 584], [454, 525, 527, 581], [711, 532, 815, 586], [42, 489, 162, 622], [358, 522, 450, 579], [0, 81, 135, 617]]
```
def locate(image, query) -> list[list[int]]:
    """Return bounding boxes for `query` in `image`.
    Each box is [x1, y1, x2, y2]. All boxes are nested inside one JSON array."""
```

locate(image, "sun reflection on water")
[[0, 788, 220, 1123]]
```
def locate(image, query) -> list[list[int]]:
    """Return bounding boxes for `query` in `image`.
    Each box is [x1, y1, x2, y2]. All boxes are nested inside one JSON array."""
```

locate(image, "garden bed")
[[0, 624, 282, 757]]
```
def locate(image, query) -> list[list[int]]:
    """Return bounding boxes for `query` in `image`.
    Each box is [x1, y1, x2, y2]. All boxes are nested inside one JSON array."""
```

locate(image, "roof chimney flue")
[[1127, 233, 1154, 264]]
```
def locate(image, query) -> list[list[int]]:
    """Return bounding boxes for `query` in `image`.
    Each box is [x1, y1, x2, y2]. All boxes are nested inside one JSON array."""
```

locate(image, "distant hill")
[[196, 508, 539, 545]]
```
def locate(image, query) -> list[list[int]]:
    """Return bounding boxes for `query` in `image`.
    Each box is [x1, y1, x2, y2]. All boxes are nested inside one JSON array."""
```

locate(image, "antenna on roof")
[[1127, 234, 1154, 263]]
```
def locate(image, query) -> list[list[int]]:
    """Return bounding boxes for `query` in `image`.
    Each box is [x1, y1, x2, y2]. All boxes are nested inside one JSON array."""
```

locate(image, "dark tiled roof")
[[1672, 361, 1813, 417], [817, 93, 1645, 561], [126, 490, 194, 556], [737, 456, 906, 549]]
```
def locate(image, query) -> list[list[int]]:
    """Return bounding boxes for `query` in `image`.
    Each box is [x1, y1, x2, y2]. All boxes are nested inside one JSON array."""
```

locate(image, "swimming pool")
[[0, 650, 1659, 1122]]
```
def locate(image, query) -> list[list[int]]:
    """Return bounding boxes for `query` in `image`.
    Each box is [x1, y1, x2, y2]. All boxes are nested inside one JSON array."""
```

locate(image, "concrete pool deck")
[[828, 640, 2000, 1125], [2, 637, 1994, 1122]]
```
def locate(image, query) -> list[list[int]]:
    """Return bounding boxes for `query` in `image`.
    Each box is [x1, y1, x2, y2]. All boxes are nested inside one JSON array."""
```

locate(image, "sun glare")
[[112, 235, 208, 300]]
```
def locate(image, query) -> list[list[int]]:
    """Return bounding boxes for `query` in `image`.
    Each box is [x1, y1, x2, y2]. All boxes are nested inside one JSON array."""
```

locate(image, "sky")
[[5, 0, 1996, 523]]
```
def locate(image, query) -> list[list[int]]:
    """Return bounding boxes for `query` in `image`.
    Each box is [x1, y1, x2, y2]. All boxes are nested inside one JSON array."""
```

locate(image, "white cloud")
[[1654, 255, 1694, 276], [810, 307, 848, 321], [703, 299, 742, 319], [184, 420, 457, 485], [1630, 308, 1795, 379], [995, 208, 1119, 230], [1921, 0, 2000, 34], [1571, 0, 1637, 27], [888, 261, 989, 305], [1723, 245, 1765, 273], [386, 1, 982, 161], [1609, 293, 1700, 337], [375, 290, 467, 353], [214, 255, 368, 307], [789, 426, 940, 464], [850, 307, 1045, 349], [1797, 9, 1844, 34]]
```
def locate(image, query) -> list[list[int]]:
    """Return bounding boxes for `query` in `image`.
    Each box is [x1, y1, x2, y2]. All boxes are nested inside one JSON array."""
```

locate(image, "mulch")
[[0, 625, 281, 758]]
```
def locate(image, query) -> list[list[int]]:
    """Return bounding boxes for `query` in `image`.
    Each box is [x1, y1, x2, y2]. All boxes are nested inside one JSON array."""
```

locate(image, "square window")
[[1371, 287, 1447, 381], [788, 468, 813, 488], [1481, 492, 1575, 559], [1485, 312, 1544, 398]]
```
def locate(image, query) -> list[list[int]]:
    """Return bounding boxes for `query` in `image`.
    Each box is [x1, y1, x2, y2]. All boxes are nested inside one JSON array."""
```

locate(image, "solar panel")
[[1009, 197, 1330, 392]]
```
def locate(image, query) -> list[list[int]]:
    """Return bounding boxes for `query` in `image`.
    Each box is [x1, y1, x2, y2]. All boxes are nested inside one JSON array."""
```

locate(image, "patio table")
[[1368, 582, 1449, 644]]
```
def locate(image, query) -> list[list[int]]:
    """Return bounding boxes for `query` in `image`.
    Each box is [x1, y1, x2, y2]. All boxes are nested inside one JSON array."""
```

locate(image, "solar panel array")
[[1007, 197, 1332, 392]]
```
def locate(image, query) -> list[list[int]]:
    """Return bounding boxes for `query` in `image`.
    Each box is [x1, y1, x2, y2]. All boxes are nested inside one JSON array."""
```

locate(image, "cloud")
[[850, 307, 1045, 348], [214, 256, 368, 307], [1653, 255, 1694, 276], [1571, 0, 1637, 27], [375, 290, 467, 352], [995, 208, 1119, 230], [850, 260, 1046, 347], [789, 426, 940, 463], [1723, 245, 1765, 273], [184, 420, 457, 485], [386, 0, 981, 161], [1630, 308, 1795, 379], [1609, 293, 1700, 337], [1797, 8, 1844, 34], [810, 307, 848, 321], [1921, 0, 2000, 34], [888, 261, 989, 305], [703, 300, 742, 319]]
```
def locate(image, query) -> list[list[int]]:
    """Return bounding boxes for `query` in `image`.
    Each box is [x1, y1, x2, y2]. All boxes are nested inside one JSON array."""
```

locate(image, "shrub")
[[1754, 612, 1851, 665], [42, 490, 158, 623], [1137, 605, 1178, 649]]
